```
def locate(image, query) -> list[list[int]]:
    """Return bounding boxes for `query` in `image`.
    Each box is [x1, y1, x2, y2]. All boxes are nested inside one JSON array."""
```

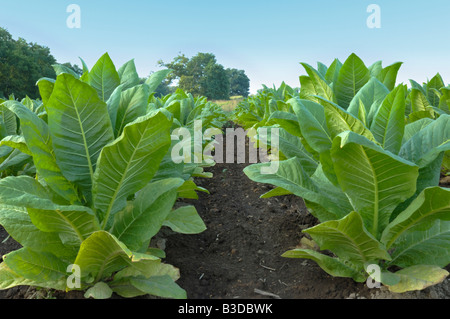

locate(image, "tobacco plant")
[[0, 95, 47, 177], [244, 54, 450, 292], [233, 82, 298, 130], [0, 53, 209, 299]]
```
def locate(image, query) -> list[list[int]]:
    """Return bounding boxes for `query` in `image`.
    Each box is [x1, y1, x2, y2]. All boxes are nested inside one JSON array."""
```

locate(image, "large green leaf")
[[0, 262, 66, 290], [331, 132, 419, 238], [0, 135, 30, 156], [370, 84, 406, 154], [385, 265, 448, 293], [267, 111, 302, 137], [3, 247, 68, 283], [376, 62, 403, 91], [0, 205, 73, 258], [84, 282, 113, 299], [0, 175, 58, 208], [4, 101, 79, 203], [368, 61, 382, 78], [145, 69, 173, 93], [79, 57, 89, 74], [409, 88, 430, 113], [300, 76, 320, 103], [113, 258, 178, 281], [282, 248, 366, 282], [317, 61, 328, 77], [289, 98, 332, 154], [324, 58, 342, 85], [304, 212, 391, 267], [73, 231, 157, 283], [0, 148, 31, 173], [36, 77, 55, 106], [270, 127, 318, 174], [402, 118, 433, 143], [334, 53, 370, 108], [426, 73, 445, 107], [439, 87, 450, 113], [244, 158, 352, 221], [106, 84, 124, 132], [110, 261, 185, 299], [387, 153, 444, 221], [114, 84, 150, 136], [388, 219, 450, 268], [398, 114, 450, 168], [92, 111, 172, 228], [163, 205, 207, 234], [46, 74, 114, 198], [111, 177, 184, 251], [152, 145, 187, 182], [176, 179, 209, 200], [318, 97, 376, 143], [87, 52, 120, 102], [27, 207, 99, 248], [128, 275, 187, 299], [381, 187, 450, 248], [347, 77, 389, 124], [300, 63, 336, 102], [0, 104, 17, 139], [0, 176, 99, 246], [52, 64, 80, 78], [117, 59, 140, 90]]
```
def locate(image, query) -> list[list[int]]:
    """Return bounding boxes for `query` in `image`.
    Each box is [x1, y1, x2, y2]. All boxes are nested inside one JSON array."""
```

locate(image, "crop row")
[[234, 53, 450, 293], [0, 53, 228, 299]]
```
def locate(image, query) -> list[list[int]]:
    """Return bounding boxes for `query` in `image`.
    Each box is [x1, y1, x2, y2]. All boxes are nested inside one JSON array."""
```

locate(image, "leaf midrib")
[[313, 224, 369, 265], [389, 222, 450, 265], [100, 121, 151, 229], [64, 80, 95, 185], [361, 146, 379, 237], [385, 206, 450, 248]]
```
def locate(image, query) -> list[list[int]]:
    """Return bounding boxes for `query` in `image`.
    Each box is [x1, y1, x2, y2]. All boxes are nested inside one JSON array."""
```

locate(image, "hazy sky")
[[1, 0, 449, 94]]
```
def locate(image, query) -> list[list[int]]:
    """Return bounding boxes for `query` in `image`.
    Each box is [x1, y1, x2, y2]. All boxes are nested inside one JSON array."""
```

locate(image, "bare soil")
[[0, 124, 449, 300]]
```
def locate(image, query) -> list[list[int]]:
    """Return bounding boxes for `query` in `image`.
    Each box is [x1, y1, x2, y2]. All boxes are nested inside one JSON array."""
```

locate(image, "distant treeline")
[[0, 27, 250, 101], [0, 27, 58, 99]]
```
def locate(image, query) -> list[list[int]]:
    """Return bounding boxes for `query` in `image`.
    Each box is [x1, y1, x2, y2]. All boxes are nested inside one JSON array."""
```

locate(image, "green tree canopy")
[[0, 27, 57, 99], [226, 68, 250, 97], [202, 63, 230, 100], [157, 53, 189, 85], [158, 52, 250, 100]]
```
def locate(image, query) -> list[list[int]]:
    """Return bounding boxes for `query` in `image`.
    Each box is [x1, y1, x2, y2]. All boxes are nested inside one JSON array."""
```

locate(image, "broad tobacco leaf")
[[331, 132, 419, 238], [46, 73, 114, 199], [92, 111, 172, 228]]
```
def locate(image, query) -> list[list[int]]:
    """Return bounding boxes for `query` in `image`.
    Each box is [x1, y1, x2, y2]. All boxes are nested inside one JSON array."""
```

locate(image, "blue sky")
[[1, 0, 449, 94]]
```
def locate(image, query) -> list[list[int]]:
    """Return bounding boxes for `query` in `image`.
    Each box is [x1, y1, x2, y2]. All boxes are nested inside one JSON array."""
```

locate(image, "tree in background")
[[177, 52, 220, 98], [158, 53, 189, 85], [226, 68, 250, 97], [202, 63, 230, 100], [185, 52, 216, 87], [158, 52, 249, 100], [0, 27, 57, 99]]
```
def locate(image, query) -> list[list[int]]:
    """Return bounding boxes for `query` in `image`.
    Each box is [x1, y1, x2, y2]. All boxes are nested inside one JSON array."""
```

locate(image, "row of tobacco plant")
[[0, 53, 228, 299], [234, 53, 450, 293]]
